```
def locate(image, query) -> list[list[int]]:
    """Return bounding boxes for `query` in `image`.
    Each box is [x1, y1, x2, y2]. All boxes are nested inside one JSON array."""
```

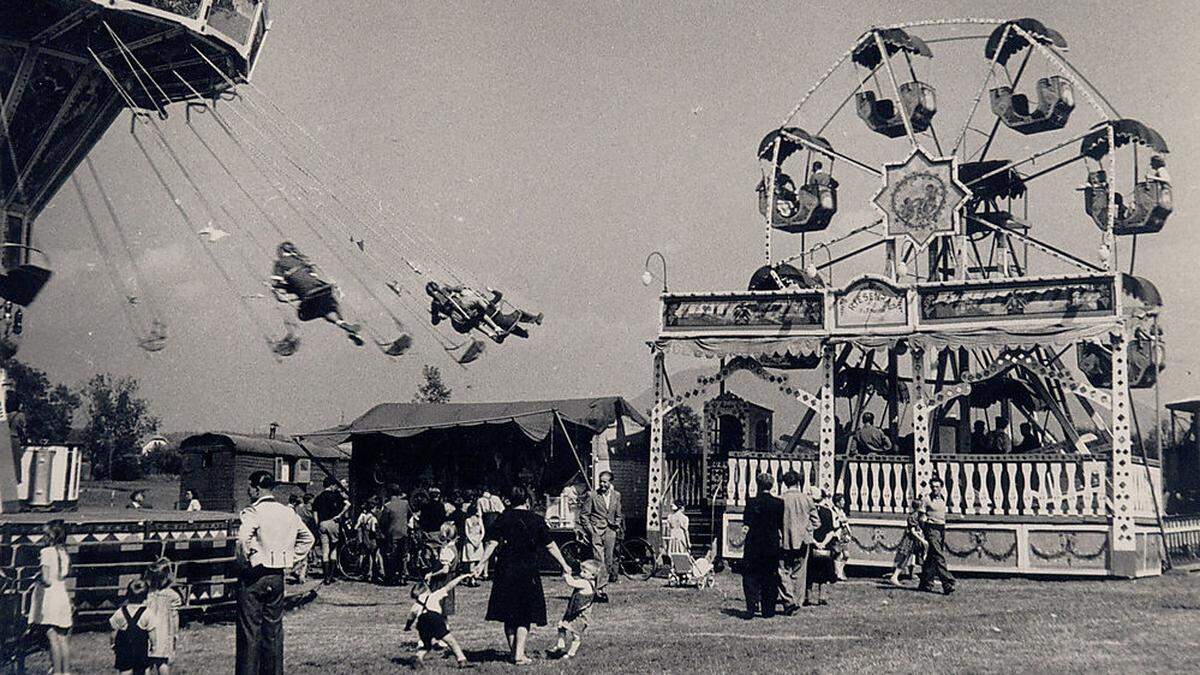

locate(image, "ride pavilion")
[[642, 18, 1186, 578]]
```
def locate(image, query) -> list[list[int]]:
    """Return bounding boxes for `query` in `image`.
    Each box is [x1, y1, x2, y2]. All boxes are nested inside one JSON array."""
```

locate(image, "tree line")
[[6, 359, 161, 480]]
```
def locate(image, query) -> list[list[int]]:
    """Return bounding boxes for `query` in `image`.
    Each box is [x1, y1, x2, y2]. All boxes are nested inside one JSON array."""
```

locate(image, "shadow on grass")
[[720, 608, 757, 620]]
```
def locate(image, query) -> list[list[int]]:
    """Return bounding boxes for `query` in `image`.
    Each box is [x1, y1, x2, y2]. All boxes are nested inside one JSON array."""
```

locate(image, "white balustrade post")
[[911, 346, 933, 497], [818, 343, 837, 494], [1110, 329, 1138, 574]]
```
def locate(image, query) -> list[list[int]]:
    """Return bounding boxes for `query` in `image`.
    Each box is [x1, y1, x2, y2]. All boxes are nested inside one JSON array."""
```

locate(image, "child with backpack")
[[109, 578, 152, 674]]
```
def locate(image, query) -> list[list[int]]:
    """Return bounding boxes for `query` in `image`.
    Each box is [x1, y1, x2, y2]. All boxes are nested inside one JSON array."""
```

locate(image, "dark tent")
[[301, 397, 648, 532]]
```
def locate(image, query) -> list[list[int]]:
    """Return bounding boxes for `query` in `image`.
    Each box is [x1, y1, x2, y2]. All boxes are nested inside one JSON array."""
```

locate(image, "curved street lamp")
[[642, 251, 668, 292]]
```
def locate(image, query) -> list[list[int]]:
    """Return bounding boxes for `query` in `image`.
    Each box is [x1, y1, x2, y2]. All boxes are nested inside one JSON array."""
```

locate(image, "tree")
[[79, 374, 160, 479], [663, 405, 702, 456], [4, 359, 80, 445], [412, 365, 452, 404]]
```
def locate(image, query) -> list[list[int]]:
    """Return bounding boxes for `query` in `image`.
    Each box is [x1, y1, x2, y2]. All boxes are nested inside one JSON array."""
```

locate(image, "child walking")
[[29, 520, 72, 674], [404, 574, 472, 667], [143, 559, 183, 674], [550, 559, 602, 660], [889, 499, 928, 586], [109, 578, 152, 675]]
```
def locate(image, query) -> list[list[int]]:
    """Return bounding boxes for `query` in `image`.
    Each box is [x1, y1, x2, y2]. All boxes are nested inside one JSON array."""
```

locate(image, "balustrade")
[[724, 453, 1114, 519]]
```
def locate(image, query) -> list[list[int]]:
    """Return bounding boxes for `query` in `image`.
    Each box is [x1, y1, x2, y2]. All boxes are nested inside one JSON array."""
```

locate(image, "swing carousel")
[[645, 18, 1178, 578]]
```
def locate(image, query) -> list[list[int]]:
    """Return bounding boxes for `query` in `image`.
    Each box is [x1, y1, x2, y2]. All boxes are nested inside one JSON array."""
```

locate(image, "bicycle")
[[401, 531, 440, 582], [561, 530, 659, 581]]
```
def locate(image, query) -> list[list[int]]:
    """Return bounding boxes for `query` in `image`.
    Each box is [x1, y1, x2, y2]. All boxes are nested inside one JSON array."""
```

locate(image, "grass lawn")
[[21, 570, 1200, 673], [78, 476, 181, 511]]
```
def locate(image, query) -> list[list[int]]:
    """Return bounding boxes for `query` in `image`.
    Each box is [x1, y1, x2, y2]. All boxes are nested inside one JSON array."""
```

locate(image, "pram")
[[665, 539, 717, 589]]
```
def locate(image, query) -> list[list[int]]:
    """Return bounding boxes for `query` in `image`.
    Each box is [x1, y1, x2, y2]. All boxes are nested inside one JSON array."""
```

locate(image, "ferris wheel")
[[753, 18, 1172, 287]]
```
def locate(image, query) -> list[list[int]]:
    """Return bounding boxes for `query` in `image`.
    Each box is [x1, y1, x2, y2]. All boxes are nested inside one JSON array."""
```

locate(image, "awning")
[[304, 397, 648, 444]]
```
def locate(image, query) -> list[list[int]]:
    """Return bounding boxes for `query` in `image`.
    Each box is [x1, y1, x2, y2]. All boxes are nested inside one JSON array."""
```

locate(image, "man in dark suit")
[[741, 472, 784, 618], [778, 470, 819, 613], [578, 471, 623, 597], [377, 483, 410, 585]]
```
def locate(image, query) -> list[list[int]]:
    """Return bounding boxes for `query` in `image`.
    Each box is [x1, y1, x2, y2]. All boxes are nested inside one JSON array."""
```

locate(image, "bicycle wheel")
[[404, 543, 437, 581], [617, 538, 658, 581], [338, 540, 367, 581], [560, 539, 589, 573]]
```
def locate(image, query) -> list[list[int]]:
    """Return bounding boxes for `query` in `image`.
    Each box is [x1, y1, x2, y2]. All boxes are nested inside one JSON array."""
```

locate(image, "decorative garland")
[[942, 531, 1018, 562], [849, 527, 902, 554], [1028, 532, 1107, 562]]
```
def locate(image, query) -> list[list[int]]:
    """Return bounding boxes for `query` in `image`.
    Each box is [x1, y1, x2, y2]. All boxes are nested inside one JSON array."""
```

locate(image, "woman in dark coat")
[[472, 487, 572, 665]]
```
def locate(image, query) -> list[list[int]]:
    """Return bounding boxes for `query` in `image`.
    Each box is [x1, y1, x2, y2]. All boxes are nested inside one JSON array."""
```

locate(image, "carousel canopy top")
[[309, 397, 648, 444]]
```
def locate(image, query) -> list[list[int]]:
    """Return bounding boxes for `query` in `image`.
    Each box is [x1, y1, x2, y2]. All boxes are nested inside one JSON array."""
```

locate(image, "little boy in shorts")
[[404, 574, 470, 667], [550, 559, 602, 660]]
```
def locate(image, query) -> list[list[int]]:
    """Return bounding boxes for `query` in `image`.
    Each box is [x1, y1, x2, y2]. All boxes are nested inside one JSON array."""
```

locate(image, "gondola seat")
[[856, 81, 937, 138], [1077, 337, 1164, 389], [1083, 173, 1172, 235], [990, 76, 1075, 135], [756, 173, 837, 233]]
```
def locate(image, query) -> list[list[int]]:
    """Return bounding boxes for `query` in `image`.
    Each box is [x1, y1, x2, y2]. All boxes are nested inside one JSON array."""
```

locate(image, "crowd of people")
[[739, 470, 955, 619]]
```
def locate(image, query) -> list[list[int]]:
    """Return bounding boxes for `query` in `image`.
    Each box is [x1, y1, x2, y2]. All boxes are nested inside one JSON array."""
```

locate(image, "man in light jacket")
[[236, 471, 315, 675], [778, 470, 820, 613]]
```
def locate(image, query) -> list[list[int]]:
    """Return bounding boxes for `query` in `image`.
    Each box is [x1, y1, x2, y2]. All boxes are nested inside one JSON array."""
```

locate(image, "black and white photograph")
[[1, 1, 1198, 672]]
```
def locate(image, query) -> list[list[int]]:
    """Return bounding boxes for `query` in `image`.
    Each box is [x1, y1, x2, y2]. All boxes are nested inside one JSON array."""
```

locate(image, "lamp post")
[[642, 251, 668, 292]]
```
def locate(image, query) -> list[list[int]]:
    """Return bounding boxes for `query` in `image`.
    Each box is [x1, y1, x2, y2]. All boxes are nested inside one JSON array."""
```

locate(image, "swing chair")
[[1079, 120, 1172, 235], [424, 281, 531, 345], [986, 19, 1075, 135], [270, 242, 363, 345], [138, 320, 168, 352], [0, 244, 53, 307], [376, 318, 413, 357]]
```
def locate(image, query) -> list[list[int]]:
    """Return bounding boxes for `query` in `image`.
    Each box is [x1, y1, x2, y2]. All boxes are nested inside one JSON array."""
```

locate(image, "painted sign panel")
[[722, 512, 746, 559], [834, 276, 908, 329], [662, 293, 824, 332], [919, 276, 1115, 324], [873, 148, 970, 250]]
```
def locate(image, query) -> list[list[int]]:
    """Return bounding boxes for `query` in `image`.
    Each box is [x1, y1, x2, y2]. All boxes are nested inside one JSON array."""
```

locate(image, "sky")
[[16, 0, 1200, 434]]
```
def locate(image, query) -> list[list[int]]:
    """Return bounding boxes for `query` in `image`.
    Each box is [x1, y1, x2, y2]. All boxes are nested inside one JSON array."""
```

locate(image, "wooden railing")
[[1129, 456, 1164, 521], [724, 454, 818, 507], [666, 456, 706, 507], [724, 453, 1119, 519], [1164, 515, 1200, 563], [933, 455, 1109, 518]]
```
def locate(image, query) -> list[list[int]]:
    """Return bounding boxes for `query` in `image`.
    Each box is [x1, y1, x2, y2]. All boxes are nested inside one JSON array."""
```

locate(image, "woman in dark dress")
[[472, 487, 572, 665], [806, 488, 839, 606]]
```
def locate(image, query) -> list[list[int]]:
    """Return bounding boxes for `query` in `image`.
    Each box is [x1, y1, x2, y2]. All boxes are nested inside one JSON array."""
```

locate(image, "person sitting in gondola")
[[762, 167, 799, 218], [1078, 170, 1128, 221], [1146, 155, 1170, 186], [808, 161, 836, 210], [270, 242, 362, 345], [425, 281, 542, 343]]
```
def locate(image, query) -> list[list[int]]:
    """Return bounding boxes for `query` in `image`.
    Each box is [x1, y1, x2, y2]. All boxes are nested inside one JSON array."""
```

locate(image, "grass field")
[[19, 568, 1200, 673]]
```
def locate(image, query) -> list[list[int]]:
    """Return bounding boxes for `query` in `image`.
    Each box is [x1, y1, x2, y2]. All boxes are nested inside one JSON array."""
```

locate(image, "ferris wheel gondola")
[[1079, 119, 1172, 236], [986, 19, 1075, 135], [756, 128, 839, 233], [852, 28, 937, 139]]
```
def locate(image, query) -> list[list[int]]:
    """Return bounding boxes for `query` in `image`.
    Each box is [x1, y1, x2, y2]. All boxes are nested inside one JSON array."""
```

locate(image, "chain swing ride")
[[1, 0, 544, 367]]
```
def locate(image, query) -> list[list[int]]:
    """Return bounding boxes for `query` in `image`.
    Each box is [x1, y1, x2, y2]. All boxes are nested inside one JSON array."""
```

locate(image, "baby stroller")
[[666, 539, 717, 589]]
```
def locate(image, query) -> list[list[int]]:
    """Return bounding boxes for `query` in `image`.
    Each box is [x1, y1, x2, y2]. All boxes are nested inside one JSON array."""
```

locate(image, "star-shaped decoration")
[[872, 147, 971, 250]]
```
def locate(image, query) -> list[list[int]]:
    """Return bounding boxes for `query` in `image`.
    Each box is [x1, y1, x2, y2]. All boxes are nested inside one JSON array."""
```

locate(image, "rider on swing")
[[270, 242, 363, 345], [424, 281, 542, 343]]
